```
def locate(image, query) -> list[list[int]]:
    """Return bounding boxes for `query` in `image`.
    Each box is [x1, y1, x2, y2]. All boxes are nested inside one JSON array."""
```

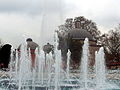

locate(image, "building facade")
[[57, 16, 101, 69]]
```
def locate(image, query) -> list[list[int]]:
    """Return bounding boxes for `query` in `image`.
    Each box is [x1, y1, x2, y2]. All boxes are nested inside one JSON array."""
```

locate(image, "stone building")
[[57, 16, 101, 69], [68, 28, 101, 67]]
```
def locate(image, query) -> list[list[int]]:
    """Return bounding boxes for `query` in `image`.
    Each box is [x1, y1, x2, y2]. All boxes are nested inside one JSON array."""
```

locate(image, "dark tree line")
[[101, 25, 120, 62]]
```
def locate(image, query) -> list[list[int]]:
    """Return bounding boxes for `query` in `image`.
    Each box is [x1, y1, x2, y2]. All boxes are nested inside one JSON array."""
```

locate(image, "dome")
[[68, 28, 94, 41]]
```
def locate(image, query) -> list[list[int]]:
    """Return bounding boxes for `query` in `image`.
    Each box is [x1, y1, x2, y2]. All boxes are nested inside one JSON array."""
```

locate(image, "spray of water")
[[80, 38, 89, 89], [95, 47, 106, 89], [54, 32, 62, 90]]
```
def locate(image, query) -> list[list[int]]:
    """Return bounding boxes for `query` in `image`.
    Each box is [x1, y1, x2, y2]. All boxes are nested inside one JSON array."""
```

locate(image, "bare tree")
[[102, 25, 120, 62]]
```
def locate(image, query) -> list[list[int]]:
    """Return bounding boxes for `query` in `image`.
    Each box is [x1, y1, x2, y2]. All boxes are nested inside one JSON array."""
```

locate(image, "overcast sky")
[[0, 0, 120, 48]]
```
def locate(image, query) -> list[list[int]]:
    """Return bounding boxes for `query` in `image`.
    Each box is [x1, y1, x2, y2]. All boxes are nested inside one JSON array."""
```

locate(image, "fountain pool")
[[0, 38, 120, 90]]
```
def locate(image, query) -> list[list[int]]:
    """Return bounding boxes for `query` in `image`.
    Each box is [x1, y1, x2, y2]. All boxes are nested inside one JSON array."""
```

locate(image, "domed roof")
[[68, 28, 94, 41]]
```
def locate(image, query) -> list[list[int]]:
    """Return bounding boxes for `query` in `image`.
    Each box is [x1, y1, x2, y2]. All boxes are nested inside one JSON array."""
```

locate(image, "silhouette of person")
[[43, 43, 54, 65], [0, 44, 12, 70], [26, 38, 39, 68], [17, 38, 39, 68], [43, 43, 54, 54]]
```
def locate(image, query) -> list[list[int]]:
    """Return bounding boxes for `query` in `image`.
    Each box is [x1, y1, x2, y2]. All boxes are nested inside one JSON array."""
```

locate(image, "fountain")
[[95, 47, 106, 89], [0, 37, 120, 90], [80, 38, 89, 89]]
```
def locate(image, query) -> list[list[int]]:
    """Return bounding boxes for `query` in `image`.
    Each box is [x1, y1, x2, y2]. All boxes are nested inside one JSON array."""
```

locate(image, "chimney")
[[74, 17, 81, 29], [75, 21, 81, 28]]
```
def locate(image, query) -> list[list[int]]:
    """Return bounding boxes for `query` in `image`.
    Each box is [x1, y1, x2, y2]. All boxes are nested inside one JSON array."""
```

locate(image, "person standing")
[[43, 43, 54, 64], [26, 38, 39, 68], [0, 44, 12, 70]]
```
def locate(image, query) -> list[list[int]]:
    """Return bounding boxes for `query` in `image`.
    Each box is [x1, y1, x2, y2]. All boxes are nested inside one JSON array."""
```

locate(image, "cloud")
[[0, 0, 35, 13], [0, 0, 65, 15], [0, 13, 42, 47], [65, 0, 120, 32], [0, 0, 65, 47]]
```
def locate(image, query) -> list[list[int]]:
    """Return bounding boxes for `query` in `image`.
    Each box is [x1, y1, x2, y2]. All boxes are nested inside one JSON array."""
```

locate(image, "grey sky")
[[0, 0, 120, 48]]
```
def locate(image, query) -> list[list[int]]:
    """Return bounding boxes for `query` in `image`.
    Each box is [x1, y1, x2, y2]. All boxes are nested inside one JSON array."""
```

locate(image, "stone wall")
[[69, 39, 101, 68], [89, 44, 101, 66]]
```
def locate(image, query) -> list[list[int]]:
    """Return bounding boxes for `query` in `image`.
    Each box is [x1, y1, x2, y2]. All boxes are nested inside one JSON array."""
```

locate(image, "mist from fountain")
[[80, 38, 89, 89], [36, 49, 45, 85], [79, 38, 120, 90], [95, 47, 106, 89], [0, 37, 120, 90], [18, 44, 31, 90], [66, 50, 71, 79], [40, 0, 64, 47], [95, 47, 120, 90], [54, 32, 62, 90]]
